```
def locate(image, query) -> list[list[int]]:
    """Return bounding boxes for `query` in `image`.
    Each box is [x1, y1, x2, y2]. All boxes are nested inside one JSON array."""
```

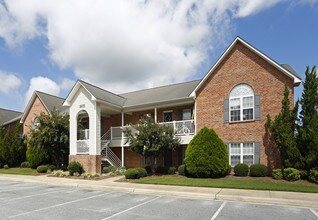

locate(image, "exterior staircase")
[[101, 130, 122, 167]]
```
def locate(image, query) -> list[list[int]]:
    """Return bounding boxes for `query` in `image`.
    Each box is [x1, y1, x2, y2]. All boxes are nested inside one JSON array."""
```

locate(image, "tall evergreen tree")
[[266, 85, 301, 169], [298, 66, 318, 170]]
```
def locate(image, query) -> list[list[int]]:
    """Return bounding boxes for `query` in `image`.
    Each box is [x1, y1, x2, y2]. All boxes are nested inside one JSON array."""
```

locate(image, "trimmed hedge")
[[136, 168, 148, 177], [234, 164, 249, 176], [20, 161, 31, 168], [250, 164, 268, 177], [272, 169, 283, 180], [184, 127, 229, 178], [178, 165, 186, 176], [309, 168, 318, 184], [125, 168, 140, 179], [284, 168, 300, 181], [47, 164, 56, 172], [37, 165, 48, 173], [67, 161, 84, 176]]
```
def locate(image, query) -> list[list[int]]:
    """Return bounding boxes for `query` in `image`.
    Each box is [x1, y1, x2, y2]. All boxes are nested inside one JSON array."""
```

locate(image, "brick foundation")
[[69, 155, 101, 173]]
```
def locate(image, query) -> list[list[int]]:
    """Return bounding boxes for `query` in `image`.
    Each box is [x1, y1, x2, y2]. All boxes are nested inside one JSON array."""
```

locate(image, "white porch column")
[[154, 107, 157, 123], [121, 111, 124, 167], [90, 103, 101, 155]]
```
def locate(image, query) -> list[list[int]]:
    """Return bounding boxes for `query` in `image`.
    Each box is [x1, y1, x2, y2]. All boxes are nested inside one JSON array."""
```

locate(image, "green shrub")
[[3, 164, 9, 169], [136, 168, 148, 177], [109, 166, 117, 173], [20, 161, 31, 168], [67, 161, 84, 176], [144, 166, 152, 175], [37, 165, 48, 173], [234, 164, 249, 176], [184, 127, 229, 178], [299, 170, 309, 180], [47, 164, 56, 172], [284, 168, 300, 181], [227, 166, 232, 175], [102, 166, 111, 173], [250, 164, 268, 177], [124, 168, 140, 179], [309, 168, 318, 184], [272, 169, 283, 179], [167, 167, 176, 175], [178, 165, 186, 176], [26, 147, 49, 169]]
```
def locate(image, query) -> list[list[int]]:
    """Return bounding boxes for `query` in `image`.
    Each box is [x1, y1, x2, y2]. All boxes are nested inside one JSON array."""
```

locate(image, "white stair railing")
[[101, 129, 122, 167]]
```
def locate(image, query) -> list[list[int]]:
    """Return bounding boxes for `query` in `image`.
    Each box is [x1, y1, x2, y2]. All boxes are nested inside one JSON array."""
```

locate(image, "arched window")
[[229, 84, 254, 122], [77, 110, 89, 140], [33, 117, 40, 127]]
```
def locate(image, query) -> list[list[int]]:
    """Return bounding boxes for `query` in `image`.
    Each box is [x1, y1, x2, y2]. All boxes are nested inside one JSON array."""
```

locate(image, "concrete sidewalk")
[[0, 174, 317, 209]]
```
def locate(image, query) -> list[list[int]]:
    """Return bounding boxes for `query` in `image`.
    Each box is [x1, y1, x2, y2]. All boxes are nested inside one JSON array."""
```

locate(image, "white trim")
[[20, 91, 51, 123], [63, 81, 97, 107], [190, 37, 301, 97]]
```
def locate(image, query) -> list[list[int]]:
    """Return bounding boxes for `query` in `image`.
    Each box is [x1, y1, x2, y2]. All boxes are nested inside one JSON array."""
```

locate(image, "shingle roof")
[[0, 108, 22, 125], [281, 64, 301, 79], [36, 91, 68, 113], [79, 80, 126, 107], [120, 80, 200, 107]]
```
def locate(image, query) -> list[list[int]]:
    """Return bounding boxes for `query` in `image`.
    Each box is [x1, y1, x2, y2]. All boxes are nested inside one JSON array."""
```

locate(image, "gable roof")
[[0, 108, 22, 126], [79, 80, 126, 107], [20, 91, 67, 123], [190, 36, 302, 97], [121, 80, 200, 108]]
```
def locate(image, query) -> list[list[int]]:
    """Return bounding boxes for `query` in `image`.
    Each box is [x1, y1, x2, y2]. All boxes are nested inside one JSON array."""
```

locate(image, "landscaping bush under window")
[[37, 165, 48, 173], [234, 164, 249, 176], [67, 161, 84, 176], [184, 127, 229, 178], [125, 168, 140, 179], [284, 168, 300, 181], [272, 169, 283, 180], [249, 164, 268, 177]]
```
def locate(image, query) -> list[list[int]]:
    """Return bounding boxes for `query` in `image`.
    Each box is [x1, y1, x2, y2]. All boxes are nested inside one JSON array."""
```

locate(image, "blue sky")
[[0, 1, 317, 112]]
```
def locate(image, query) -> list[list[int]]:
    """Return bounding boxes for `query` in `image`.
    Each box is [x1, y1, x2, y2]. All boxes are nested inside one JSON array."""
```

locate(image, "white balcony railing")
[[104, 120, 194, 141], [76, 140, 89, 154]]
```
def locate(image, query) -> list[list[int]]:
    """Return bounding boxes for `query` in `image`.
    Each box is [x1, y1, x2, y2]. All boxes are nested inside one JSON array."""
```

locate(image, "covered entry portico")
[[64, 80, 196, 173]]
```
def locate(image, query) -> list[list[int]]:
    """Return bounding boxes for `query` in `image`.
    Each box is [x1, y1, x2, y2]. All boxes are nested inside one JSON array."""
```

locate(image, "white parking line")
[[0, 185, 43, 193], [101, 196, 161, 220], [211, 201, 226, 220], [7, 189, 64, 202], [8, 191, 114, 218], [310, 209, 318, 219]]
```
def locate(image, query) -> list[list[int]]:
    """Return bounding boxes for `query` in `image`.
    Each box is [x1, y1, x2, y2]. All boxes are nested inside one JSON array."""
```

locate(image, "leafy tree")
[[266, 85, 301, 170], [298, 66, 318, 171], [123, 117, 180, 169], [27, 110, 69, 168], [0, 123, 26, 167], [184, 127, 229, 178]]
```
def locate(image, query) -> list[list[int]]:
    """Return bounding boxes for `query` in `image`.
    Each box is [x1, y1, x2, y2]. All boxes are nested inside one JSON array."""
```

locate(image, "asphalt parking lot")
[[0, 181, 317, 220]]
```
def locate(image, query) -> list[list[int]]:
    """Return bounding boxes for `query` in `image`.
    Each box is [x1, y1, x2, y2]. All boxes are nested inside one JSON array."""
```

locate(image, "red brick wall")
[[69, 155, 101, 173], [196, 42, 295, 170], [23, 96, 49, 136]]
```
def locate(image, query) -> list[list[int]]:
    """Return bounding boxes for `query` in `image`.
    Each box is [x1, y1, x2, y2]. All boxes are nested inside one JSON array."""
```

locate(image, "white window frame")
[[229, 84, 254, 122], [229, 142, 254, 167]]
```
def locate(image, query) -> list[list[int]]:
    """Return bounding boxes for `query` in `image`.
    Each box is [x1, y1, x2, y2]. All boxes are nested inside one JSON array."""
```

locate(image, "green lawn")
[[134, 176, 318, 193], [0, 168, 38, 175]]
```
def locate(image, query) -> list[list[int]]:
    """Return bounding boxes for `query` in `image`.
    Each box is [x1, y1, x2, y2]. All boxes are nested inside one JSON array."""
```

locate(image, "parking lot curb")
[[0, 174, 317, 209]]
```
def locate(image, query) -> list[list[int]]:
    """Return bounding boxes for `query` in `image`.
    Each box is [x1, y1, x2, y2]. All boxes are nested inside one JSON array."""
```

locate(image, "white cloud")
[[25, 76, 60, 106], [0, 70, 21, 94], [0, 0, 316, 93], [59, 78, 75, 91]]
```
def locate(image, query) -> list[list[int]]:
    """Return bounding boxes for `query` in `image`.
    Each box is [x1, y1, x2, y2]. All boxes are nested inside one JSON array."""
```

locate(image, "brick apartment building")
[[63, 37, 301, 173]]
